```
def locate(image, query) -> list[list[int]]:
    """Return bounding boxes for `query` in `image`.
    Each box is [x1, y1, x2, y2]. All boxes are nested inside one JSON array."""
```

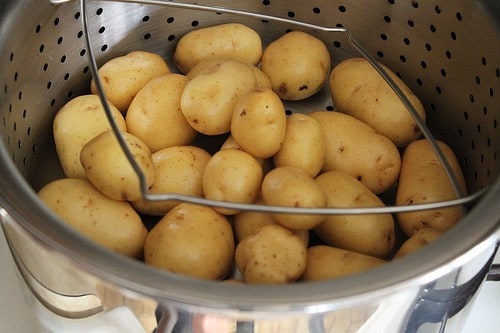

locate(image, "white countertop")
[[1, 226, 499, 333]]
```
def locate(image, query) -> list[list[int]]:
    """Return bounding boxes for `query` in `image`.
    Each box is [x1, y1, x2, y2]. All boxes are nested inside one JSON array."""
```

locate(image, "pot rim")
[[1, 150, 498, 315]]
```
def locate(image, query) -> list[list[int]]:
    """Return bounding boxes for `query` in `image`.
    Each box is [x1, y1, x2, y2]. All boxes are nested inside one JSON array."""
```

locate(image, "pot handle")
[[486, 264, 500, 281]]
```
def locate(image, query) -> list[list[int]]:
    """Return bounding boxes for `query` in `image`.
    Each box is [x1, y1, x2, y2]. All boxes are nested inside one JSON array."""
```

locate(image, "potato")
[[303, 245, 386, 281], [394, 228, 442, 258], [90, 51, 170, 113], [144, 203, 234, 280], [53, 95, 127, 179], [310, 111, 401, 194], [80, 130, 155, 201], [314, 170, 395, 258], [126, 74, 196, 153], [396, 139, 467, 236], [329, 58, 426, 146], [231, 88, 286, 159], [181, 58, 258, 135], [131, 146, 211, 215], [261, 166, 327, 231], [38, 178, 147, 257], [273, 113, 325, 177], [233, 199, 309, 247], [235, 224, 307, 284], [261, 31, 331, 100], [203, 148, 263, 215], [174, 23, 262, 74]]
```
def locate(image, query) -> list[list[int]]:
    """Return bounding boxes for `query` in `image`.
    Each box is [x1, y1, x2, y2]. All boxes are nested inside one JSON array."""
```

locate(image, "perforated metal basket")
[[0, 1, 498, 333]]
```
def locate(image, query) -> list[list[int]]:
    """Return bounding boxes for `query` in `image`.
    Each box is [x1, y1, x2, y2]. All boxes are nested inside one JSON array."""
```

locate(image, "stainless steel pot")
[[0, 0, 499, 332]]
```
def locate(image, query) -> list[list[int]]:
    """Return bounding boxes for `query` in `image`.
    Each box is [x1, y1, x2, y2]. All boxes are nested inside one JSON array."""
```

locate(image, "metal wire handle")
[[51, 0, 488, 215]]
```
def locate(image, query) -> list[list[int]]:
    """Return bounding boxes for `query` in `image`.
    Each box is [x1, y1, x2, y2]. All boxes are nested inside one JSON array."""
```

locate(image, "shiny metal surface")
[[0, 0, 499, 332]]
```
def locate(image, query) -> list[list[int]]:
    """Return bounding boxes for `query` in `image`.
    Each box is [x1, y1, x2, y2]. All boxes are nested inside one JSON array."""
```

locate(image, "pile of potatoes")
[[38, 23, 467, 284]]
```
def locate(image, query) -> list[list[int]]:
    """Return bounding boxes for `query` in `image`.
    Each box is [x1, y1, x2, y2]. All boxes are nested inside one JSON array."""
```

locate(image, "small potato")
[[90, 51, 170, 113], [203, 148, 263, 215], [302, 245, 386, 281], [235, 224, 307, 284], [310, 111, 401, 194], [394, 228, 442, 258], [80, 131, 155, 201], [273, 113, 325, 177], [38, 178, 147, 257], [261, 166, 327, 231], [131, 146, 211, 215], [53, 95, 127, 179], [314, 170, 395, 258], [144, 203, 234, 280], [181, 58, 258, 135], [329, 58, 426, 146], [233, 200, 309, 247], [126, 74, 196, 153], [174, 23, 263, 74], [396, 139, 467, 236], [231, 88, 286, 159], [261, 31, 331, 101]]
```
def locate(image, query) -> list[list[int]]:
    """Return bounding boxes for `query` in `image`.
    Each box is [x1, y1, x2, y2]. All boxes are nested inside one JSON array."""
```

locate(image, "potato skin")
[[262, 31, 331, 101], [394, 228, 442, 258], [131, 146, 211, 215], [174, 23, 262, 74], [314, 170, 395, 258], [126, 74, 196, 153], [329, 58, 426, 146], [80, 131, 156, 201], [181, 58, 258, 135], [38, 178, 147, 257], [310, 111, 401, 194], [396, 139, 467, 236], [53, 95, 127, 179], [235, 224, 307, 284], [90, 51, 170, 113], [231, 88, 286, 159], [144, 203, 234, 280], [302, 245, 386, 281], [273, 113, 325, 177], [261, 166, 327, 231], [203, 148, 263, 215]]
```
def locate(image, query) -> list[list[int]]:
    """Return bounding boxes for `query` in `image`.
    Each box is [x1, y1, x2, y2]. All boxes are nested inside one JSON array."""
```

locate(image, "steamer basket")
[[0, 1, 498, 333]]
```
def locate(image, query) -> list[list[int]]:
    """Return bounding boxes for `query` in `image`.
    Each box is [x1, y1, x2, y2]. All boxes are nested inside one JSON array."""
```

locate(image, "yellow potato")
[[174, 23, 262, 74], [302, 245, 386, 281], [396, 139, 467, 236], [38, 178, 147, 257], [53, 95, 126, 179], [231, 88, 286, 159], [233, 199, 309, 247], [90, 51, 170, 113], [181, 58, 258, 135], [329, 58, 426, 146], [80, 130, 155, 201], [144, 203, 234, 280], [394, 228, 442, 258], [261, 31, 331, 100], [131, 146, 211, 215], [235, 224, 307, 284], [310, 111, 401, 194], [314, 170, 395, 258], [203, 148, 263, 215], [273, 113, 325, 177], [261, 166, 327, 231], [126, 74, 196, 153]]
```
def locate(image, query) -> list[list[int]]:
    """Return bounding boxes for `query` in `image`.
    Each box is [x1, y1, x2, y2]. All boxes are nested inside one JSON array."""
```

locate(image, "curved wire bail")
[[80, 0, 484, 215]]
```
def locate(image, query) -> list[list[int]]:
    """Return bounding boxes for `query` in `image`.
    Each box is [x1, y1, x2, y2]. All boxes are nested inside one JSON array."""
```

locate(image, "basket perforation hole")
[[167, 35, 176, 42], [191, 20, 199, 27], [50, 99, 56, 107], [403, 37, 410, 45], [483, 106, 488, 115], [407, 19, 415, 27], [18, 91, 22, 100], [333, 41, 341, 48], [142, 15, 150, 22], [35, 24, 41, 33], [384, 15, 391, 23], [440, 69, 447, 77], [43, 63, 48, 71], [313, 7, 321, 14], [377, 51, 384, 58], [53, 18, 60, 26], [57, 36, 63, 45], [287, 11, 295, 18], [14, 72, 18, 81], [411, 1, 419, 8], [489, 87, 494, 97], [96, 8, 103, 15], [464, 111, 469, 120], [434, 5, 442, 14], [380, 33, 388, 41], [469, 94, 475, 103], [475, 76, 481, 85], [420, 61, 427, 69], [74, 12, 81, 20], [167, 17, 174, 23], [450, 32, 457, 40], [435, 86, 441, 94], [416, 78, 423, 86], [456, 12, 463, 21], [481, 57, 487, 66], [98, 26, 105, 34], [39, 44, 45, 53], [77, 31, 83, 38], [445, 50, 452, 59], [338, 6, 346, 13], [22, 109, 27, 118], [425, 43, 431, 51], [399, 55, 406, 63], [80, 49, 86, 57], [60, 55, 67, 63], [262, 0, 270, 5], [326, 105, 334, 111], [9, 52, 14, 62], [46, 81, 52, 90], [101, 44, 108, 52], [64, 73, 70, 81], [144, 33, 151, 40], [429, 24, 437, 33], [387, 0, 395, 4]]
